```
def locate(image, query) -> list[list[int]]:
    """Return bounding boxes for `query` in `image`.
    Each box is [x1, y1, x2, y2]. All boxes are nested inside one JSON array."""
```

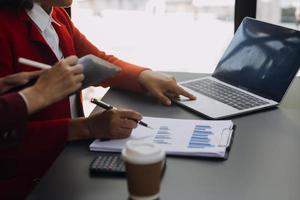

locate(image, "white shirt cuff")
[[18, 91, 29, 112]]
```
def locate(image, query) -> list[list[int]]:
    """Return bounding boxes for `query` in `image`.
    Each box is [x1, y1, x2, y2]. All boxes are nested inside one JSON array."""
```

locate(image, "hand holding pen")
[[91, 98, 153, 129], [84, 100, 147, 139]]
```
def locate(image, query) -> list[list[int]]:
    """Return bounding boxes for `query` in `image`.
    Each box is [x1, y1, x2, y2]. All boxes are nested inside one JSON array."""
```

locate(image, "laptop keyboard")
[[181, 79, 269, 110]]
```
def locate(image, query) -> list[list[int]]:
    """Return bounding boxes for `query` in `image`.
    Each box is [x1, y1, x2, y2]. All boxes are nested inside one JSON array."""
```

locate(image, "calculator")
[[89, 153, 126, 176], [89, 152, 167, 177]]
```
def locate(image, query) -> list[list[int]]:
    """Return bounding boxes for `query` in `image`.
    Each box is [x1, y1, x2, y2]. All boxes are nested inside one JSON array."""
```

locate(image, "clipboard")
[[90, 117, 236, 159], [222, 124, 236, 160]]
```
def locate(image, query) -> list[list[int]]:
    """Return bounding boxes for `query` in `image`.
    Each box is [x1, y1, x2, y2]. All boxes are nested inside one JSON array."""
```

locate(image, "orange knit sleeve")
[[56, 8, 149, 92]]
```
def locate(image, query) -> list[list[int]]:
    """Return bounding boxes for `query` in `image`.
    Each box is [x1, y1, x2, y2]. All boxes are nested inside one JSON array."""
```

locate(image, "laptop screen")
[[212, 17, 300, 102]]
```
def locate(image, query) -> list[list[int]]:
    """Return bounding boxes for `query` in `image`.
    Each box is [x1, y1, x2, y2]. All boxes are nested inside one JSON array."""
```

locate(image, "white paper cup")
[[122, 140, 165, 200]]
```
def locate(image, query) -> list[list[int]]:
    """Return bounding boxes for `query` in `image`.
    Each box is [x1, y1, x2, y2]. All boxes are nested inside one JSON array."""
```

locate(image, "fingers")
[[74, 74, 85, 83], [3, 71, 44, 85], [74, 82, 82, 91], [63, 55, 79, 66], [170, 85, 196, 100], [70, 64, 84, 84], [3, 74, 29, 85], [110, 110, 142, 138], [140, 71, 196, 105], [53, 57, 84, 85], [121, 118, 138, 129], [111, 128, 132, 139], [60, 59, 84, 83], [156, 90, 172, 105], [159, 81, 196, 103], [165, 90, 180, 100], [71, 64, 84, 75], [23, 70, 45, 79], [53, 56, 79, 70], [154, 86, 196, 105], [119, 110, 142, 122]]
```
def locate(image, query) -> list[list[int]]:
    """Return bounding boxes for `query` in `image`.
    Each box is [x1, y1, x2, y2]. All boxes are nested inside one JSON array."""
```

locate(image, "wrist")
[[138, 70, 152, 90], [20, 86, 48, 114], [138, 70, 150, 83], [68, 118, 91, 140]]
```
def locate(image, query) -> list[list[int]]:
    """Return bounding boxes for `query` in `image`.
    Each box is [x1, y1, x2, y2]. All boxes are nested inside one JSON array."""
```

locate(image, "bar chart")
[[188, 125, 215, 149], [153, 126, 172, 145]]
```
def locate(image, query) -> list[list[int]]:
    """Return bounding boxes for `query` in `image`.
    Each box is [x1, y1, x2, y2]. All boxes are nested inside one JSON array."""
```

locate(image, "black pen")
[[90, 98, 153, 129]]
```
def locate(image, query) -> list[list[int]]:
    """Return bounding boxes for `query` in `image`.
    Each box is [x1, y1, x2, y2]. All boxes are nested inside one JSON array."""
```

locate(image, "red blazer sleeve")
[[16, 119, 70, 177], [0, 118, 69, 173], [0, 119, 69, 197], [0, 15, 14, 77], [53, 9, 149, 92], [0, 92, 28, 143], [0, 92, 70, 149]]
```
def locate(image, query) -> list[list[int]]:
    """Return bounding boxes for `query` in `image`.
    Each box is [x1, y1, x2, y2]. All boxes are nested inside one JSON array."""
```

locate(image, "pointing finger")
[[173, 85, 196, 100]]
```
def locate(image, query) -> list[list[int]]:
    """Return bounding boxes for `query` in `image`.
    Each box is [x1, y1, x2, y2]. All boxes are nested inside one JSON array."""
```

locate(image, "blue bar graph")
[[153, 126, 172, 145], [188, 125, 214, 149]]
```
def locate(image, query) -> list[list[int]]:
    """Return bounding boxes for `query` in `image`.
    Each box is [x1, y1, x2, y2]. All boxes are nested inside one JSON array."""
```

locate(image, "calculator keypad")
[[90, 153, 126, 176]]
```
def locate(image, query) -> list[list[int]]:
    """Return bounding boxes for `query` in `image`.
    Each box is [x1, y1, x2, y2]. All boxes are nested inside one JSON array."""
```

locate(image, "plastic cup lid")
[[122, 140, 165, 164]]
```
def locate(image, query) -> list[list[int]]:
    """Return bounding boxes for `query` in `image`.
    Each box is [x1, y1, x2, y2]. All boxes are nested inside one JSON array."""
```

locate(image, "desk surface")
[[29, 72, 300, 200]]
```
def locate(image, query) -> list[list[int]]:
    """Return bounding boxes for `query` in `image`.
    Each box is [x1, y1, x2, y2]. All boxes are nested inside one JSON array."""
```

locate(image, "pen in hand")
[[18, 57, 51, 70], [90, 98, 153, 129]]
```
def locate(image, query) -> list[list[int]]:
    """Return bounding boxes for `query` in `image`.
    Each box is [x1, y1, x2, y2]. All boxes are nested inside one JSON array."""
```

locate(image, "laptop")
[[176, 17, 300, 119]]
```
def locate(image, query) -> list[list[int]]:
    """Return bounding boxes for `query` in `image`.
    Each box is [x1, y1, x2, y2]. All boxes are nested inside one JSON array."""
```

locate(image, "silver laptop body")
[[176, 18, 300, 119]]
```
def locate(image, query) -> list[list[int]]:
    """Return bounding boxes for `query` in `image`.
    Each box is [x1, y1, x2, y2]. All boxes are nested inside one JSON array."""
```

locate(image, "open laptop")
[[176, 17, 300, 119]]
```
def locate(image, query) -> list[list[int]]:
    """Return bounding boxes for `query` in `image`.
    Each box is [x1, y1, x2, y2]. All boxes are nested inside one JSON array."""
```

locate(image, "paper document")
[[89, 117, 235, 158]]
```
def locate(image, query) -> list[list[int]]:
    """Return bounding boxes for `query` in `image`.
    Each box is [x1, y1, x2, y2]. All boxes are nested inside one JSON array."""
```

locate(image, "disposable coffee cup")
[[122, 140, 165, 200]]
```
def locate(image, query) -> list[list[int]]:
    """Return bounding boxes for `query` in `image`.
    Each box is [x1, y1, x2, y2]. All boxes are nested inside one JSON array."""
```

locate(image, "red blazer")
[[0, 7, 146, 199], [0, 92, 27, 138]]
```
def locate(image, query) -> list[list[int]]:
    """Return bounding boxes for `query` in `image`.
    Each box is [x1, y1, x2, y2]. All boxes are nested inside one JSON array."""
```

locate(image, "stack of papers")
[[89, 117, 235, 158]]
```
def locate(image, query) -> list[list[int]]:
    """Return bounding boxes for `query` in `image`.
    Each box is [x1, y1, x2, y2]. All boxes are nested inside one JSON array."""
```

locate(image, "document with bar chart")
[[89, 117, 235, 158]]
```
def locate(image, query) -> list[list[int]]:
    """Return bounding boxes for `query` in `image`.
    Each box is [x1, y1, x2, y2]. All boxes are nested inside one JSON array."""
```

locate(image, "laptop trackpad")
[[178, 94, 237, 119]]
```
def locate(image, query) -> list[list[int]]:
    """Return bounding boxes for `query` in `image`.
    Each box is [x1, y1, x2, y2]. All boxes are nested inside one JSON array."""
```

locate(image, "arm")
[[0, 20, 14, 78], [72, 27, 147, 92], [20, 56, 84, 114], [0, 118, 71, 182], [54, 7, 147, 92], [0, 56, 84, 147], [0, 92, 28, 138], [57, 8, 195, 105]]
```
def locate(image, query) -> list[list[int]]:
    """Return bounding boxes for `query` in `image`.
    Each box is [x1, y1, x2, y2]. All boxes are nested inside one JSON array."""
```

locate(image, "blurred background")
[[71, 0, 300, 115]]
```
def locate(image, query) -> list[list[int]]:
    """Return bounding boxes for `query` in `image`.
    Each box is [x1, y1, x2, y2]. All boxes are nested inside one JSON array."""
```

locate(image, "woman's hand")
[[86, 108, 142, 139], [21, 55, 84, 114], [138, 70, 196, 105], [68, 108, 142, 140], [0, 70, 44, 94]]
